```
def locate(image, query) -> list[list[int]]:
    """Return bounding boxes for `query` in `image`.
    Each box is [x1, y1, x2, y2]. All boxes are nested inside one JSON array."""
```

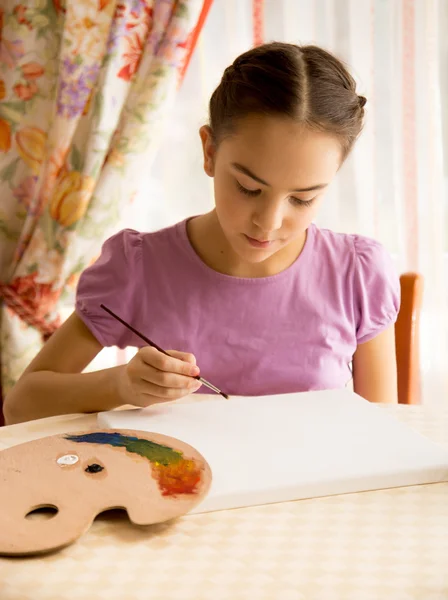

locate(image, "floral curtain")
[[0, 0, 206, 414]]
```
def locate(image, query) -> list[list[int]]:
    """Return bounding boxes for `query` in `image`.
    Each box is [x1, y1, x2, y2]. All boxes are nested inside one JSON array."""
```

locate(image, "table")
[[0, 404, 447, 600]]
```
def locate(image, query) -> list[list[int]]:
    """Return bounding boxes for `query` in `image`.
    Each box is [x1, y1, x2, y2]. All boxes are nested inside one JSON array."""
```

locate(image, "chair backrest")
[[395, 273, 424, 404]]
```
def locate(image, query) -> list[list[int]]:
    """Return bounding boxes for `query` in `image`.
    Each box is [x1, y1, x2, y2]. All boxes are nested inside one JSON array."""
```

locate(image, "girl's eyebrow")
[[231, 162, 328, 192]]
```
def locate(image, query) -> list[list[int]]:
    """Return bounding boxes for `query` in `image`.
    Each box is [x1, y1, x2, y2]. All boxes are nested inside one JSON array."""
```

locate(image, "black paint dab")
[[85, 463, 104, 474]]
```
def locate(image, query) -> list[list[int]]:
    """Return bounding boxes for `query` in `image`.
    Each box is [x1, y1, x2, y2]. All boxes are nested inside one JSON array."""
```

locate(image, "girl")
[[5, 43, 400, 425]]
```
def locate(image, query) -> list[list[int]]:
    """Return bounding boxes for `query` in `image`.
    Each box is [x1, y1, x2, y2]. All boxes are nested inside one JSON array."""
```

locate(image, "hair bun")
[[358, 95, 367, 108]]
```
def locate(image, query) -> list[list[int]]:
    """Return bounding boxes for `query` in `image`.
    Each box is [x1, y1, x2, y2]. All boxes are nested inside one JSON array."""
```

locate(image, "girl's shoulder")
[[310, 225, 401, 344], [311, 224, 393, 266], [310, 224, 400, 302], [100, 219, 184, 255], [74, 221, 186, 347]]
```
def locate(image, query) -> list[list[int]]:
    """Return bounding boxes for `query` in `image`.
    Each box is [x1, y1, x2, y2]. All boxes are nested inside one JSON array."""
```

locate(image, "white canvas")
[[97, 389, 448, 513]]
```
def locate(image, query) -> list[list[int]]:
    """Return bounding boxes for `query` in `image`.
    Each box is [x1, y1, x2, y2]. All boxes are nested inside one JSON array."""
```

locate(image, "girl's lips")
[[244, 235, 274, 249]]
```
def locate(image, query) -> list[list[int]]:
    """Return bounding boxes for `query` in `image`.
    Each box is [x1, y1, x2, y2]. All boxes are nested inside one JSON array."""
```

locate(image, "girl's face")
[[200, 115, 342, 267]]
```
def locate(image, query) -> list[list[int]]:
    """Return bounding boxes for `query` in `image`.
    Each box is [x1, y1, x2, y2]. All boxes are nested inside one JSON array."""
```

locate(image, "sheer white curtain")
[[103, 0, 448, 406]]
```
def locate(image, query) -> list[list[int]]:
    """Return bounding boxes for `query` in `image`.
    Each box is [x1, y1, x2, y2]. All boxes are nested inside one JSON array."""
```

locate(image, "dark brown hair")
[[209, 42, 366, 160]]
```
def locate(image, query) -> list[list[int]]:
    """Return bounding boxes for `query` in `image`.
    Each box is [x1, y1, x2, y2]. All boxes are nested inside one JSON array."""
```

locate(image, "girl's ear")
[[199, 126, 216, 177]]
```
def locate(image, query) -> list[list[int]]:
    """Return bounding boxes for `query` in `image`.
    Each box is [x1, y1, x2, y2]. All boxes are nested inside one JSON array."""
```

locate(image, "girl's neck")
[[186, 210, 307, 278]]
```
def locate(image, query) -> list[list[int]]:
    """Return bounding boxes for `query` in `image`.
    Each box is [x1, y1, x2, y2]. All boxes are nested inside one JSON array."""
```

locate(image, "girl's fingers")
[[139, 346, 199, 377], [136, 360, 198, 390], [135, 379, 202, 401], [168, 350, 197, 366]]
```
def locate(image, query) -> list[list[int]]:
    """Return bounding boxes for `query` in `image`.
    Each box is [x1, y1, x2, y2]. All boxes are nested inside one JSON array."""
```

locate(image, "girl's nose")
[[251, 198, 284, 235]]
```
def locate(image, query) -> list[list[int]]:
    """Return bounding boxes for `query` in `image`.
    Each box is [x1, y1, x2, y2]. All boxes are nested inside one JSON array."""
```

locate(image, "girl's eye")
[[290, 197, 314, 208], [236, 181, 261, 197], [236, 180, 314, 207]]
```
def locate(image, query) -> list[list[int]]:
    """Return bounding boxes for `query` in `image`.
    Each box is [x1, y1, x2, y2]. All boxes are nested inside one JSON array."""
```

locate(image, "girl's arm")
[[352, 325, 398, 403], [3, 312, 200, 425], [3, 312, 124, 425]]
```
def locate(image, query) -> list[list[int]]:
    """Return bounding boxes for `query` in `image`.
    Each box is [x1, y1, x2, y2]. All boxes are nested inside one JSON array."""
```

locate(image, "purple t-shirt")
[[76, 220, 400, 396]]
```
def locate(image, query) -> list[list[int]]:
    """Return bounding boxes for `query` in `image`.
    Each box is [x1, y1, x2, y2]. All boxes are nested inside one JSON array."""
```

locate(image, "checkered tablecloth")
[[0, 404, 447, 600]]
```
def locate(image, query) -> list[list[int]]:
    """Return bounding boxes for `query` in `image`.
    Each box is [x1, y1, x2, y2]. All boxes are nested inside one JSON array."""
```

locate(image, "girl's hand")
[[116, 347, 202, 407]]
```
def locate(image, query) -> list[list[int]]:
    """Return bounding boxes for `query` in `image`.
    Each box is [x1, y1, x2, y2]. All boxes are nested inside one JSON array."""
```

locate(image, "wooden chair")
[[395, 273, 424, 404]]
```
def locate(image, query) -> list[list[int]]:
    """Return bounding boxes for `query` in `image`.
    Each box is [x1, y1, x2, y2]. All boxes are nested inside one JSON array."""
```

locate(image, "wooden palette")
[[0, 429, 212, 556]]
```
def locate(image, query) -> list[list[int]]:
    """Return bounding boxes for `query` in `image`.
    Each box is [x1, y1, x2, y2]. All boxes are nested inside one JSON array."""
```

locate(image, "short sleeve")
[[352, 236, 401, 344], [75, 229, 143, 347]]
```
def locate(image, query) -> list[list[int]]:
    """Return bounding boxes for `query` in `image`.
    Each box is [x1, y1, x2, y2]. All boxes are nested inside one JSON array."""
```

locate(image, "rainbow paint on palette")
[[65, 432, 203, 496]]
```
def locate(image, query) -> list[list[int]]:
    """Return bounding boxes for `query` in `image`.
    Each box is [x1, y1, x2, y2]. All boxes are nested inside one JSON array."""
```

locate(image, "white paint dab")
[[57, 454, 79, 466]]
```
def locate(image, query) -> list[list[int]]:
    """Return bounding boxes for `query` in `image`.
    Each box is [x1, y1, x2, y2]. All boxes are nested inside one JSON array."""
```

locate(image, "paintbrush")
[[100, 304, 229, 399]]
